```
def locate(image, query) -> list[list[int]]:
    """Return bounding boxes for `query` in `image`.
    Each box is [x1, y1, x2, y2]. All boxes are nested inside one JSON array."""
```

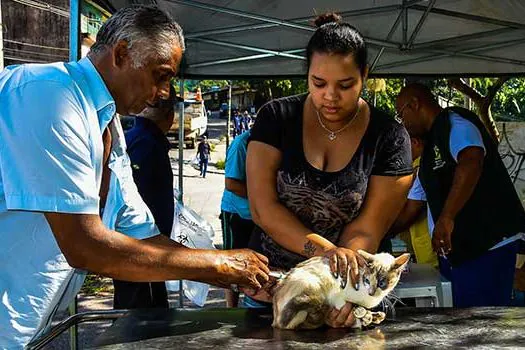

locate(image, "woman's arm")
[[247, 141, 335, 257], [338, 174, 413, 252]]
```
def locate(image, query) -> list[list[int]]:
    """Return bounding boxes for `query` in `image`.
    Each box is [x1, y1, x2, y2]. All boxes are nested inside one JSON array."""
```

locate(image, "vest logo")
[[433, 145, 446, 170]]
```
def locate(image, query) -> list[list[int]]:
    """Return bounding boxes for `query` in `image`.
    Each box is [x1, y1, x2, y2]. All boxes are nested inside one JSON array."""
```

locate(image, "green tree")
[[449, 77, 510, 142]]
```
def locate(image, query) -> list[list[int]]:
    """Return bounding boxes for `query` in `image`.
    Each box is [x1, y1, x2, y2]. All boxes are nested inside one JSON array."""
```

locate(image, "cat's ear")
[[357, 250, 375, 265], [393, 253, 410, 271]]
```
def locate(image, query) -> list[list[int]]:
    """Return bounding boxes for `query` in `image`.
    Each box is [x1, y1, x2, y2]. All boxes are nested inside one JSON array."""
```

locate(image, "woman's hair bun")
[[314, 12, 342, 27]]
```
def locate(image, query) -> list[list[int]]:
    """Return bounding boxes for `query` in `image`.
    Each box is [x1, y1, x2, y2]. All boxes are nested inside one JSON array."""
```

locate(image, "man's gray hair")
[[90, 6, 185, 68]]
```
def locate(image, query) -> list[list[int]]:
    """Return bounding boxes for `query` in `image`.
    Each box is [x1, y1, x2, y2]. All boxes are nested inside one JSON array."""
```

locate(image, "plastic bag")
[[191, 156, 200, 171], [166, 189, 215, 307]]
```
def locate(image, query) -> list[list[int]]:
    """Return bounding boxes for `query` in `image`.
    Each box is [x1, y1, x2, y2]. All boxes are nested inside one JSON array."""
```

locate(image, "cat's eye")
[[378, 279, 387, 290], [363, 277, 370, 286]]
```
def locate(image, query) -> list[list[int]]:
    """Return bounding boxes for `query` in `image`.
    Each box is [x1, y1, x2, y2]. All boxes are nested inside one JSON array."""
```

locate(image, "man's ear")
[[112, 40, 131, 68]]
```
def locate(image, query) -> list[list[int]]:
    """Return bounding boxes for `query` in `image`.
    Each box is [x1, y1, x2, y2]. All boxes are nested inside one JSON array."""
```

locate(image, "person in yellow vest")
[[391, 136, 438, 267]]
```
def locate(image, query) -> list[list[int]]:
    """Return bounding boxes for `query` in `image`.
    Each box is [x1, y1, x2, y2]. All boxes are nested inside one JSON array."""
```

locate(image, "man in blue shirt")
[[113, 89, 178, 309], [220, 130, 255, 307], [0, 7, 269, 348], [233, 111, 243, 137]]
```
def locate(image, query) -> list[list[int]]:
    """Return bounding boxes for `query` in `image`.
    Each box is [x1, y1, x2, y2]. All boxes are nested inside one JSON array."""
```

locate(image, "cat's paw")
[[361, 311, 373, 326], [352, 307, 386, 327], [353, 306, 367, 318], [372, 311, 386, 325]]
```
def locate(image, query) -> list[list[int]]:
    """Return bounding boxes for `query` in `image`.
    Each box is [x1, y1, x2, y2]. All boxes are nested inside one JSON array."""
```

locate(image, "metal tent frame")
[[89, 0, 525, 78]]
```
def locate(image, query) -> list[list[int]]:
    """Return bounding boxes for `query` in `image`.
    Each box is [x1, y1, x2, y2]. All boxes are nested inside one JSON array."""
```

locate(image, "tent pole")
[[178, 79, 185, 204], [0, 0, 4, 70], [69, 0, 81, 61], [226, 83, 232, 150], [178, 78, 185, 308], [67, 1, 81, 348]]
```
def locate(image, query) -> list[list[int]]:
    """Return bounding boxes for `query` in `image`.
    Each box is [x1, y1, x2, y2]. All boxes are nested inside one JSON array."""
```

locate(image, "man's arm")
[[45, 212, 269, 289], [225, 178, 247, 198], [433, 147, 484, 252], [440, 147, 484, 220], [389, 199, 426, 235]]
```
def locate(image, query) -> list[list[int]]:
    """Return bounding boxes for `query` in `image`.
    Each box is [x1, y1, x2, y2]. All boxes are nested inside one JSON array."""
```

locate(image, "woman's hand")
[[325, 302, 355, 328], [324, 247, 364, 290]]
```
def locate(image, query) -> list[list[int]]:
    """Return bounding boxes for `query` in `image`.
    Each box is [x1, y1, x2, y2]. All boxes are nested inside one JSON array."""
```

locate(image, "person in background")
[[113, 87, 178, 310], [245, 13, 413, 326], [390, 136, 437, 267], [242, 110, 251, 131], [0, 7, 269, 348], [220, 130, 254, 307], [393, 83, 525, 307], [233, 110, 243, 137], [196, 136, 211, 178]]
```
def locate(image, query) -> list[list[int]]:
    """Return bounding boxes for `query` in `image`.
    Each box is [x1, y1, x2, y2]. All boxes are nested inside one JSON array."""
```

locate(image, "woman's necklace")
[[316, 104, 360, 141]]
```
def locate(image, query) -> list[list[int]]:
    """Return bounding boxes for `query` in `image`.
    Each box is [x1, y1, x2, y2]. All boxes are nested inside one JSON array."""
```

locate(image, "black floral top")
[[248, 94, 412, 269]]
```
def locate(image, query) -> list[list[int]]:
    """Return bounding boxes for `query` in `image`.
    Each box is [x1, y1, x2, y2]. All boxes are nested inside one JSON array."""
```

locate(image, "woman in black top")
[[246, 13, 413, 327]]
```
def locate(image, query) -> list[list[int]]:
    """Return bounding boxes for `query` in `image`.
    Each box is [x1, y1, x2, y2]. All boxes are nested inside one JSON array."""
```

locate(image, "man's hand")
[[325, 302, 355, 328], [242, 273, 281, 303], [324, 247, 364, 290], [214, 249, 270, 290], [432, 215, 454, 255]]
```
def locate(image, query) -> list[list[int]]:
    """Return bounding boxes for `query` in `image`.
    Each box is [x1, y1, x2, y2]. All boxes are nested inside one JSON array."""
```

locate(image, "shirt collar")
[[77, 57, 116, 130]]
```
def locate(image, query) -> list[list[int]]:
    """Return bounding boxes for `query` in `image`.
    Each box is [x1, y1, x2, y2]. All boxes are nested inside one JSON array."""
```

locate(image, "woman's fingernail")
[[355, 282, 359, 291]]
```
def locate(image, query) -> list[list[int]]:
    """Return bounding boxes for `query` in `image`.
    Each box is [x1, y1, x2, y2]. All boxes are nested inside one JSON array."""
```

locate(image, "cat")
[[272, 250, 410, 330]]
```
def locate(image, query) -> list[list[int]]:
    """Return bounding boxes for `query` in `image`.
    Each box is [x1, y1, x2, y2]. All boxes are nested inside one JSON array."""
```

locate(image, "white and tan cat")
[[272, 250, 410, 330]]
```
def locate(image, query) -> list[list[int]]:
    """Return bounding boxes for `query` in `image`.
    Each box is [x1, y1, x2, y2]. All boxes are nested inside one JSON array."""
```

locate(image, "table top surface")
[[93, 307, 525, 349]]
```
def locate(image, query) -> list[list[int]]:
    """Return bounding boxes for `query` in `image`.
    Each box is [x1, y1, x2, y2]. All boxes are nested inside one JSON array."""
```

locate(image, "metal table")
[[92, 307, 525, 349]]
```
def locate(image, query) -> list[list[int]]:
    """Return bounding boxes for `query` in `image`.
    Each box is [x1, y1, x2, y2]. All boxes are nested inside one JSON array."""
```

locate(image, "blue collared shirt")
[[125, 116, 174, 235], [0, 57, 158, 349]]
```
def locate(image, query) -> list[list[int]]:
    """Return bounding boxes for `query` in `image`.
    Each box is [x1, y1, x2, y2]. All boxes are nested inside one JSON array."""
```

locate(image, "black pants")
[[113, 280, 169, 309], [113, 233, 170, 309], [220, 211, 254, 250]]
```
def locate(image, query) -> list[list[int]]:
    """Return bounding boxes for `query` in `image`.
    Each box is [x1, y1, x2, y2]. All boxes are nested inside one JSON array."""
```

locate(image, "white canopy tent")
[[81, 0, 525, 78]]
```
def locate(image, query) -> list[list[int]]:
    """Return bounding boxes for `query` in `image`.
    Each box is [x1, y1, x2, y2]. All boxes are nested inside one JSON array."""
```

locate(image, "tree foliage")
[[185, 77, 525, 124]]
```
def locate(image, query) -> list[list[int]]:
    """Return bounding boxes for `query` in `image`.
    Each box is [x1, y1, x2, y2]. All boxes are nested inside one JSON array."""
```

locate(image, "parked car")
[[169, 99, 208, 149]]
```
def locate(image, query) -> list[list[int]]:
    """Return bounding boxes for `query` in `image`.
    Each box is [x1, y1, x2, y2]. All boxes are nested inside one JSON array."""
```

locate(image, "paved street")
[[169, 115, 229, 246]]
